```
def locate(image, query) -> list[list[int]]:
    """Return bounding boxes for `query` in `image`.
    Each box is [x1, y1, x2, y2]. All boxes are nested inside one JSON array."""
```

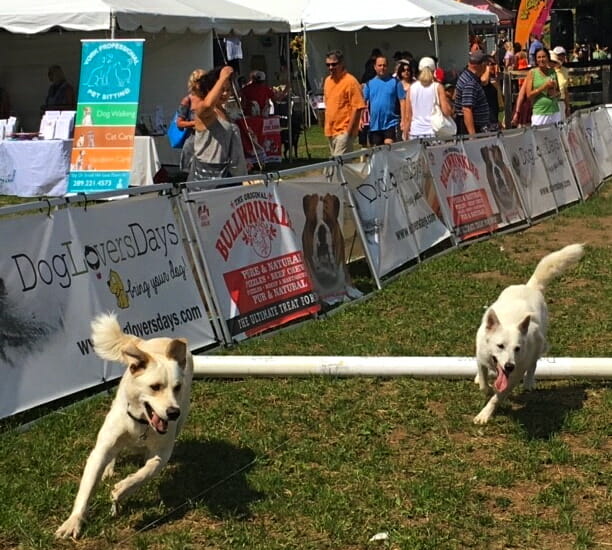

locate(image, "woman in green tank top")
[[524, 48, 561, 126]]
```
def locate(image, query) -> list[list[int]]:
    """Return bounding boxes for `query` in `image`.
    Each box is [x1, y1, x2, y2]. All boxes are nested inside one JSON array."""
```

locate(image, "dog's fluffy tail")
[[526, 243, 585, 293], [91, 313, 139, 362]]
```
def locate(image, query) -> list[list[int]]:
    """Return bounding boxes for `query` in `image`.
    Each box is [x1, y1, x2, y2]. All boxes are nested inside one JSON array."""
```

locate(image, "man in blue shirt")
[[528, 33, 543, 66], [363, 56, 406, 146], [454, 51, 490, 135]]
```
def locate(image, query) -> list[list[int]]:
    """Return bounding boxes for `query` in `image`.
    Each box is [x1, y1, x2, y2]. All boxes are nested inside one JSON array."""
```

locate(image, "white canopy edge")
[[0, 0, 290, 35]]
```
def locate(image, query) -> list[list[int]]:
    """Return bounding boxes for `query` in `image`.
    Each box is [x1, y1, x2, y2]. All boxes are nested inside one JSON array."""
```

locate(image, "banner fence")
[[1, 105, 611, 418]]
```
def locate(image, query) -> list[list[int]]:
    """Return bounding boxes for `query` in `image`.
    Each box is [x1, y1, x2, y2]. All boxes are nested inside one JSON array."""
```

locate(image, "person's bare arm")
[[194, 66, 234, 129], [463, 106, 476, 135]]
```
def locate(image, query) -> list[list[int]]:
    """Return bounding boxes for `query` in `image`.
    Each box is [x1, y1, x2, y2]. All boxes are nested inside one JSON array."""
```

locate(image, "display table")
[[0, 136, 161, 197], [131, 136, 161, 187], [236, 116, 282, 166], [0, 139, 72, 197]]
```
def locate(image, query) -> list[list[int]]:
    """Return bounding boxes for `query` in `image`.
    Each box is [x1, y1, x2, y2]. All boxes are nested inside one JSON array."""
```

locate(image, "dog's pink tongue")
[[494, 368, 509, 393], [151, 413, 168, 434]]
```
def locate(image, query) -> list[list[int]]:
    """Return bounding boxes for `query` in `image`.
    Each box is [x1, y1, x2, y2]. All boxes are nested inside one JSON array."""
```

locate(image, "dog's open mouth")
[[144, 402, 169, 434], [493, 359, 514, 393]]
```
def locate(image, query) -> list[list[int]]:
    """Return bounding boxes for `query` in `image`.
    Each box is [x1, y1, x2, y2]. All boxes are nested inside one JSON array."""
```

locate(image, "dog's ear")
[[167, 338, 188, 369], [485, 309, 500, 331], [123, 344, 149, 375], [518, 314, 531, 335]]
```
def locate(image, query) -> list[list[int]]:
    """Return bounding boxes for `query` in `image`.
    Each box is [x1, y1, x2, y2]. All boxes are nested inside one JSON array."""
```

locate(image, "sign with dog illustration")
[[68, 39, 144, 193], [186, 183, 320, 340], [0, 196, 214, 419]]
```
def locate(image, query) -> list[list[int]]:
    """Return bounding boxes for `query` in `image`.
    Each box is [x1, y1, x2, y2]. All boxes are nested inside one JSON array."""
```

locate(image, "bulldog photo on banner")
[[499, 128, 558, 220], [426, 141, 502, 241], [187, 183, 320, 340], [276, 180, 362, 304], [461, 136, 527, 228], [0, 196, 213, 419]]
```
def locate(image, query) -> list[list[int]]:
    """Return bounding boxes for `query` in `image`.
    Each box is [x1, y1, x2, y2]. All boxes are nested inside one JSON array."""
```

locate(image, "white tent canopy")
[[0, 0, 290, 35], [301, 0, 498, 30], [229, 0, 498, 31]]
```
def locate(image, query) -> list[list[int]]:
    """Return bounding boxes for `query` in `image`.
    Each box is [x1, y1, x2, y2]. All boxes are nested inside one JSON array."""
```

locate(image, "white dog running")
[[474, 243, 584, 424], [55, 313, 193, 539]]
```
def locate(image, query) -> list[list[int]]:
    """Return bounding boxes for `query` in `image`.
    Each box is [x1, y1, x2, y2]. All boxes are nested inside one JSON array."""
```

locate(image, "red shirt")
[[241, 82, 274, 115]]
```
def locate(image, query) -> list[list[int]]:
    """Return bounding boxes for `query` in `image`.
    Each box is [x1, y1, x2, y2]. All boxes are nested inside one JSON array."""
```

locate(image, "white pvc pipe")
[[193, 356, 612, 379]]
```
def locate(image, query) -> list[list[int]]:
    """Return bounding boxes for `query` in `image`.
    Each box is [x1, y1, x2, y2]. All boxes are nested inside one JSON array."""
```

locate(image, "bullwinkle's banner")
[[186, 183, 321, 340], [68, 39, 144, 193]]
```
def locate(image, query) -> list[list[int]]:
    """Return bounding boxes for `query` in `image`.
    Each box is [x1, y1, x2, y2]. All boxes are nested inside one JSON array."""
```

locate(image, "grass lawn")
[[0, 175, 610, 549]]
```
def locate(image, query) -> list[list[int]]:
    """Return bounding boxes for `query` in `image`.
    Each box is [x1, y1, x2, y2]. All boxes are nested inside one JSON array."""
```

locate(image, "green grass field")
[[0, 176, 610, 549]]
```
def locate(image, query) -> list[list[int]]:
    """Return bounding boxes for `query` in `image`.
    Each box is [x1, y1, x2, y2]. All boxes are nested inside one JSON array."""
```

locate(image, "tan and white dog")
[[55, 313, 193, 539], [474, 244, 584, 424]]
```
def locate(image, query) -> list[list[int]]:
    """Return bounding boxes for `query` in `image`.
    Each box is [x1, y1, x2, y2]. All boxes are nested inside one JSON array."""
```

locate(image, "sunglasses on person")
[[326, 61, 339, 67]]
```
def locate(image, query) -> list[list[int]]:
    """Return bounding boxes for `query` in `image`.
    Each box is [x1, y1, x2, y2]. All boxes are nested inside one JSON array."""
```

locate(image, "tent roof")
[[301, 0, 499, 31], [228, 0, 498, 32], [456, 0, 514, 26], [0, 0, 290, 35]]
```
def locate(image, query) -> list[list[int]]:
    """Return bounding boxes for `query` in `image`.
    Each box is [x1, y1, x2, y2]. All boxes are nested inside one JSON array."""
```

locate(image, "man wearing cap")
[[454, 51, 490, 135], [323, 49, 366, 156], [363, 56, 406, 146], [552, 47, 571, 120]]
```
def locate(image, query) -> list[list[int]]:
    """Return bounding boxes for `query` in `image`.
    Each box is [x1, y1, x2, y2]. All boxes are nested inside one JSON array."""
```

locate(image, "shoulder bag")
[[431, 83, 457, 139], [167, 112, 189, 149]]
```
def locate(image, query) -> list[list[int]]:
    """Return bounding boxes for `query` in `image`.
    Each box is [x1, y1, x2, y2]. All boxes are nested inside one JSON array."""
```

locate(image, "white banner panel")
[[590, 108, 612, 180], [460, 136, 527, 228], [579, 110, 609, 183], [531, 125, 581, 208], [0, 196, 214, 419], [425, 141, 501, 241], [562, 115, 598, 198], [388, 142, 451, 256], [341, 149, 418, 277], [499, 129, 557, 219], [186, 183, 320, 341]]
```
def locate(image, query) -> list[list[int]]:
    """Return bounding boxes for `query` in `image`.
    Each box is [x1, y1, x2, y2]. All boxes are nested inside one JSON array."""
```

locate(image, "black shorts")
[[368, 127, 398, 146]]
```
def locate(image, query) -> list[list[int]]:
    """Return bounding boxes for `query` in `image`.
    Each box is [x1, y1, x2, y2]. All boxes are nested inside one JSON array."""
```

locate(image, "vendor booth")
[[0, 0, 289, 135]]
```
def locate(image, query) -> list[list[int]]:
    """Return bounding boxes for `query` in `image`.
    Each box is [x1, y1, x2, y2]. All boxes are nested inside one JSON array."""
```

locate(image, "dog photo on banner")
[[276, 180, 362, 305]]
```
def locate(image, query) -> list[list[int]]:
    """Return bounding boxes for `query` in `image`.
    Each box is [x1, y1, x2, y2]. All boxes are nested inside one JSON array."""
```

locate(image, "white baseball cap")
[[552, 46, 567, 55], [418, 56, 436, 71]]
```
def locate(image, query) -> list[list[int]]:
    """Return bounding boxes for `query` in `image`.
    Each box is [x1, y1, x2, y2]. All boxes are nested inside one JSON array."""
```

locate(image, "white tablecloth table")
[[0, 139, 72, 197], [0, 136, 161, 197]]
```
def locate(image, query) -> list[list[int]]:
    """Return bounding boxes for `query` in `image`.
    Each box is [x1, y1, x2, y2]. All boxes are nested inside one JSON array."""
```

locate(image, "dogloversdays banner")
[[0, 196, 214, 419], [68, 39, 144, 194], [342, 143, 451, 278], [186, 183, 321, 340]]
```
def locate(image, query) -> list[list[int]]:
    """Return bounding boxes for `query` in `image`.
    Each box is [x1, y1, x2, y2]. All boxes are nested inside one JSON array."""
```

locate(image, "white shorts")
[[531, 111, 562, 126]]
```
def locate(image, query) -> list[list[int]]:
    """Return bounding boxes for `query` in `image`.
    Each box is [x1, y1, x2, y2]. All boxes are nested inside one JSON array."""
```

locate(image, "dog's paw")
[[55, 515, 83, 539], [473, 412, 491, 425]]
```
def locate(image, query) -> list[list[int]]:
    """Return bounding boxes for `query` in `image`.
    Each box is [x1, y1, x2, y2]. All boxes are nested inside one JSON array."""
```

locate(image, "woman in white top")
[[405, 57, 453, 139]]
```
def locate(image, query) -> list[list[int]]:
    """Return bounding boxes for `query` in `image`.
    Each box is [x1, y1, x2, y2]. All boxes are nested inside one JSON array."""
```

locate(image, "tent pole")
[[110, 10, 117, 39], [433, 18, 440, 60], [287, 32, 293, 162]]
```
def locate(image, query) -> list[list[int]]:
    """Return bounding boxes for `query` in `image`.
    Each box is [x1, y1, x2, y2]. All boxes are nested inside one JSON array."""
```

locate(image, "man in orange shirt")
[[323, 50, 366, 156]]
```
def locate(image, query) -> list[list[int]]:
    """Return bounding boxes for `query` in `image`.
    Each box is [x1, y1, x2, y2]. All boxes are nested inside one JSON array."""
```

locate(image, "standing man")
[[454, 51, 490, 136], [323, 50, 366, 156], [552, 46, 571, 120], [528, 33, 543, 66], [363, 56, 406, 146]]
